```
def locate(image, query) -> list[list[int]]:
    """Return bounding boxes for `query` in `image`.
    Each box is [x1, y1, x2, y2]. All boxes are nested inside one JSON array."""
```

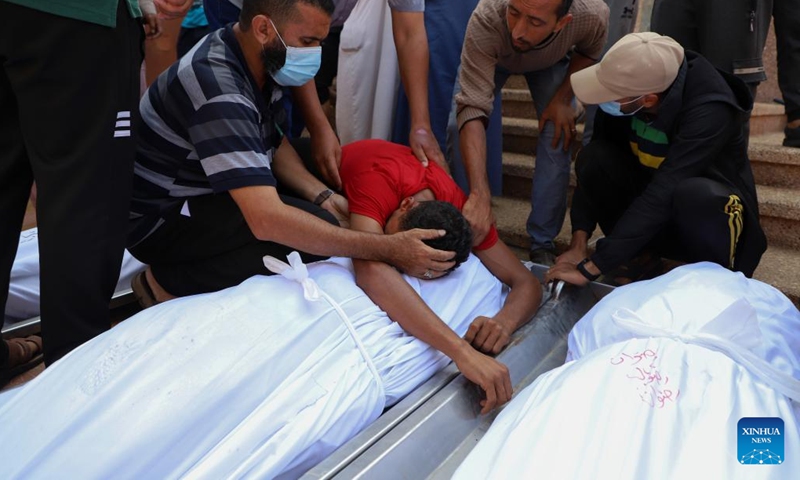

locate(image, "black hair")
[[557, 0, 574, 18], [240, 0, 335, 30], [400, 201, 473, 274]]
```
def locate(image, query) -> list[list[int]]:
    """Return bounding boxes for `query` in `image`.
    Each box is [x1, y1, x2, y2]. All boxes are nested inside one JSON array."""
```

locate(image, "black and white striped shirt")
[[129, 25, 287, 246]]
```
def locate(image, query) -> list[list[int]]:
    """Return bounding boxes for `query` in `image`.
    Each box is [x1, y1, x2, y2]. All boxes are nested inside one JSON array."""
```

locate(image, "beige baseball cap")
[[571, 32, 685, 105]]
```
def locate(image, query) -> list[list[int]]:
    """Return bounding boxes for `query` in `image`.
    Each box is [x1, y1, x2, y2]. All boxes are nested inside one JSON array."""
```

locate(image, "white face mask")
[[268, 19, 322, 87]]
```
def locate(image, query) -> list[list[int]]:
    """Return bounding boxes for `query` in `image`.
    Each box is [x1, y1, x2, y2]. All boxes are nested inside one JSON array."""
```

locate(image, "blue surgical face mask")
[[268, 19, 321, 87], [599, 95, 646, 116]]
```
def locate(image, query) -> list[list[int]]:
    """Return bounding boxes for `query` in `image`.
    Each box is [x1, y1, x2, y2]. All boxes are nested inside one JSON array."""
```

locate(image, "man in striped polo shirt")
[[545, 33, 767, 287], [128, 0, 455, 305]]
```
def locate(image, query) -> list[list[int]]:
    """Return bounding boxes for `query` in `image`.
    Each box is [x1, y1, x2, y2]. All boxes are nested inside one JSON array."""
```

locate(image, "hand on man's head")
[[385, 229, 455, 279]]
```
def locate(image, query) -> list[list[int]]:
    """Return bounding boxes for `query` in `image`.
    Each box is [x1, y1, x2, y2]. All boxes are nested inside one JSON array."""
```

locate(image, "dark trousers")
[[572, 141, 746, 270], [651, 0, 773, 93], [129, 188, 337, 297], [0, 2, 143, 365], [774, 0, 800, 122]]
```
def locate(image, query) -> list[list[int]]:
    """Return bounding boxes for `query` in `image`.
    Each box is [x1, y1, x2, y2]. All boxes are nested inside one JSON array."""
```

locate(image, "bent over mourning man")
[[546, 33, 767, 287], [340, 139, 542, 413]]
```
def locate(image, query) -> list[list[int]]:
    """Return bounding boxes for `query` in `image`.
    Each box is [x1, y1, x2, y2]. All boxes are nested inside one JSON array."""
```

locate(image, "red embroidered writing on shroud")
[[611, 349, 680, 409]]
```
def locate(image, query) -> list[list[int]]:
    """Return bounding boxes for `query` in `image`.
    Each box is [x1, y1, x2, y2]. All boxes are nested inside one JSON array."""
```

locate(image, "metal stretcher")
[[303, 265, 614, 479]]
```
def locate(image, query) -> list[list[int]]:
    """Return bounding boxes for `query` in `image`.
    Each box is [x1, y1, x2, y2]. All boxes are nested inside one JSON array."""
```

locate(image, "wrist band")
[[577, 258, 600, 282], [313, 188, 334, 206]]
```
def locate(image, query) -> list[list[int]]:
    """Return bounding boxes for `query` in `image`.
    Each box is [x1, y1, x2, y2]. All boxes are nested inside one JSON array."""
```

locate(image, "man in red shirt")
[[341, 139, 542, 413]]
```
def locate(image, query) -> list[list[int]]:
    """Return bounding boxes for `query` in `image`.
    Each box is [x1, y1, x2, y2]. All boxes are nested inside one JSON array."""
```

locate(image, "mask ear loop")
[[268, 18, 288, 49], [626, 94, 648, 115], [618, 94, 645, 107]]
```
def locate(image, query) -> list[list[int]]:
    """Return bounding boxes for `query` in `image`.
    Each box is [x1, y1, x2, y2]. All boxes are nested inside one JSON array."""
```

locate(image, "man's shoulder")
[[164, 31, 260, 116], [472, 0, 506, 22], [571, 0, 610, 26], [463, 0, 506, 52], [184, 31, 256, 102]]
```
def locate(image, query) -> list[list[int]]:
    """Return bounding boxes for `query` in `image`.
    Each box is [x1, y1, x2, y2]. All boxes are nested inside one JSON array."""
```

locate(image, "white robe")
[[454, 263, 800, 480], [4, 228, 146, 325], [336, 0, 400, 144], [0, 254, 506, 479]]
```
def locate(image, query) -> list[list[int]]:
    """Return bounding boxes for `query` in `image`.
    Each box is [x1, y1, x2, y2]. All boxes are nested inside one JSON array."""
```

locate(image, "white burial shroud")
[[454, 262, 800, 480], [0, 253, 506, 479]]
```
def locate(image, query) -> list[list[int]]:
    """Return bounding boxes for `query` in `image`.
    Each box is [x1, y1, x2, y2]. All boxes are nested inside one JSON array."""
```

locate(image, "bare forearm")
[[235, 189, 387, 261], [392, 11, 431, 129], [266, 204, 386, 258], [272, 146, 328, 202], [494, 280, 540, 333], [355, 260, 470, 360], [459, 119, 491, 197], [569, 230, 590, 251], [476, 243, 541, 333]]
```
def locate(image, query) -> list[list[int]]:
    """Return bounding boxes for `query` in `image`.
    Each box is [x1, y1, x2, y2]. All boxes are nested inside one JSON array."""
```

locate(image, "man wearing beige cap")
[[545, 32, 767, 287]]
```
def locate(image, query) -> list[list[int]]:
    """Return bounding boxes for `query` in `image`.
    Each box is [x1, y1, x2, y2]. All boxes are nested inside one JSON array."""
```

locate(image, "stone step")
[[505, 75, 528, 90], [749, 138, 800, 189], [757, 185, 800, 249], [501, 82, 786, 135], [501, 88, 536, 120], [500, 151, 800, 249], [750, 103, 788, 136], [493, 195, 800, 307], [492, 196, 603, 253], [502, 117, 800, 189]]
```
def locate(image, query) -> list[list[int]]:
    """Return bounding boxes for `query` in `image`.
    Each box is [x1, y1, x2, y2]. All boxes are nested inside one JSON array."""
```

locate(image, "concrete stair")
[[501, 83, 787, 135], [496, 77, 800, 306]]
